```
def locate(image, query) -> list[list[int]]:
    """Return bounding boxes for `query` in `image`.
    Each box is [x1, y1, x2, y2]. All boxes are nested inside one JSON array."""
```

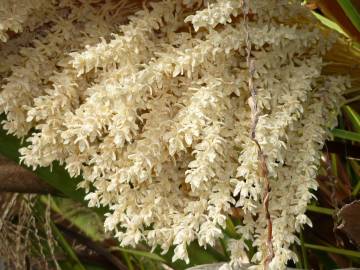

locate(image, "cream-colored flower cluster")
[[0, 0, 47, 42], [0, 0, 350, 269]]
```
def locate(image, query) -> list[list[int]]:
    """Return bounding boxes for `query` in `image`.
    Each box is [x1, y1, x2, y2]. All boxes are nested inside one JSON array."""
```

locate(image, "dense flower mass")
[[0, 0, 352, 269]]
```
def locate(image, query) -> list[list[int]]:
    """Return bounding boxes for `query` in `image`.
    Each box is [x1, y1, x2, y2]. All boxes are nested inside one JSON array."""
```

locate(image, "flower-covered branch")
[[0, 0, 352, 269]]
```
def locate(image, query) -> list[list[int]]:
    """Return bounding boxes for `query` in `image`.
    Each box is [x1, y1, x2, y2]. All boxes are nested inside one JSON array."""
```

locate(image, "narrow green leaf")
[[225, 218, 239, 239], [219, 237, 230, 259], [300, 231, 309, 270], [343, 105, 360, 133], [350, 160, 360, 196], [337, 0, 360, 32], [306, 205, 334, 216], [332, 128, 360, 142], [292, 245, 303, 269], [139, 261, 145, 270], [50, 221, 87, 270], [304, 243, 360, 258], [331, 154, 338, 177], [121, 251, 135, 270], [312, 11, 349, 37]]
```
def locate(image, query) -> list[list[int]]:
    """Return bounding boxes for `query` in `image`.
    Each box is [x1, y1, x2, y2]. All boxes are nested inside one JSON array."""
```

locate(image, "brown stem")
[[242, 1, 274, 268], [56, 223, 128, 270], [257, 144, 274, 268], [0, 154, 57, 194]]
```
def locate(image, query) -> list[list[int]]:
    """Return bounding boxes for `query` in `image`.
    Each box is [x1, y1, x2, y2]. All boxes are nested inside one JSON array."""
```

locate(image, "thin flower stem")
[[343, 95, 360, 105]]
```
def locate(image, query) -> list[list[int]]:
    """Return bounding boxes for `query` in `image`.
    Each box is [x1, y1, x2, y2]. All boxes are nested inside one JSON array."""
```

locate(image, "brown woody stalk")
[[0, 155, 56, 194], [242, 1, 274, 268]]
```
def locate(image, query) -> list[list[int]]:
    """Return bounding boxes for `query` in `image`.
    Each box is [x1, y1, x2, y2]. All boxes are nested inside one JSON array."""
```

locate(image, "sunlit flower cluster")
[[0, 0, 349, 269]]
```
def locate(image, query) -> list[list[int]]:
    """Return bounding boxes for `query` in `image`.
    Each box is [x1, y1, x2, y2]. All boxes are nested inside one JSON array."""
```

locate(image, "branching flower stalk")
[[242, 1, 274, 268], [0, 0, 355, 269]]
